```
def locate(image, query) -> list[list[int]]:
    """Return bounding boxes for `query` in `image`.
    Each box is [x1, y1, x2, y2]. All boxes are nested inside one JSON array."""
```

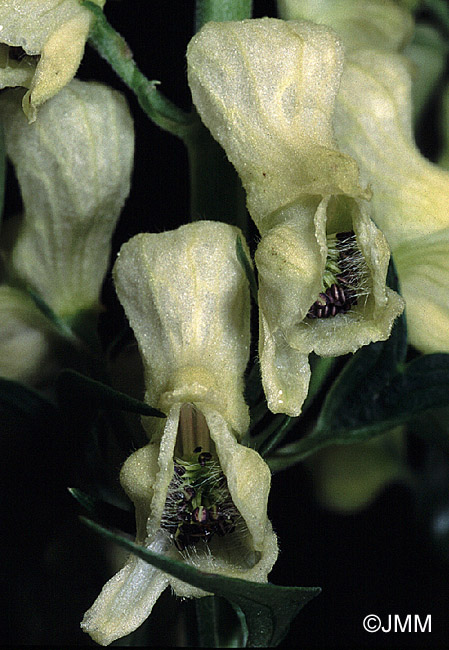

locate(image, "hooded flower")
[[278, 0, 449, 124], [0, 79, 134, 324], [187, 18, 403, 416], [0, 0, 105, 122], [81, 221, 278, 646]]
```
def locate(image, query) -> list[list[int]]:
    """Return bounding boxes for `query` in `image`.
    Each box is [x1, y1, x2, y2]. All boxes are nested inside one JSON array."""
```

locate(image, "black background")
[[2, 1, 449, 647]]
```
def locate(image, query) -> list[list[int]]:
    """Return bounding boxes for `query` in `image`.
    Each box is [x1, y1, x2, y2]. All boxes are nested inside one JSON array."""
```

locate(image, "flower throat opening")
[[307, 230, 369, 319], [160, 404, 241, 552]]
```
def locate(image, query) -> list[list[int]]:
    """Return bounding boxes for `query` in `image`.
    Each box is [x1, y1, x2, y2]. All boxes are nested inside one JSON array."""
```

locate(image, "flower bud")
[[0, 79, 134, 320]]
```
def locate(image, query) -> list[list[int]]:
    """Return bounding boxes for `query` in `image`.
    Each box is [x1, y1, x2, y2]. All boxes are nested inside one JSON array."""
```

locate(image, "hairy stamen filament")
[[307, 231, 370, 319]]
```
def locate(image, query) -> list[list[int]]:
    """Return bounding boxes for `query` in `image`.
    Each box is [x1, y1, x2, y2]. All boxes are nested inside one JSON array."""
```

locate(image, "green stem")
[[81, 2, 194, 138], [236, 236, 258, 303], [195, 0, 253, 31], [267, 436, 331, 473], [189, 1, 252, 228], [196, 596, 220, 647]]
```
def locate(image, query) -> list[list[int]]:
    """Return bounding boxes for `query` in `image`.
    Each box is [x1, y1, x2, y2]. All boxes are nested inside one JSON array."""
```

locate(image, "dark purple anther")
[[317, 292, 328, 305], [198, 451, 212, 467], [183, 486, 196, 501], [193, 506, 208, 523]]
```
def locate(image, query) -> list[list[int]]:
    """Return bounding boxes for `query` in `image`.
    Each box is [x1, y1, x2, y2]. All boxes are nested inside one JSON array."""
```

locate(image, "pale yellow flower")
[[81, 222, 278, 646], [187, 19, 403, 416], [333, 48, 449, 354], [0, 0, 105, 122]]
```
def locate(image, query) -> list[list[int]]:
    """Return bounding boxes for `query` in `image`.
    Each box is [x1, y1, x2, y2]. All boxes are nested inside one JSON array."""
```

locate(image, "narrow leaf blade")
[[57, 369, 165, 417], [81, 517, 320, 647]]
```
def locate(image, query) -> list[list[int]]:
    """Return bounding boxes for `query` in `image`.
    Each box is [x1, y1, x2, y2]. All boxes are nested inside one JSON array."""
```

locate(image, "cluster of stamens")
[[307, 231, 369, 319], [160, 447, 239, 552]]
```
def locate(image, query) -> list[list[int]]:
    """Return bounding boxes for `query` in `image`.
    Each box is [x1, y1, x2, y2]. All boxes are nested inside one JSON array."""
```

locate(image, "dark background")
[[2, 1, 449, 647]]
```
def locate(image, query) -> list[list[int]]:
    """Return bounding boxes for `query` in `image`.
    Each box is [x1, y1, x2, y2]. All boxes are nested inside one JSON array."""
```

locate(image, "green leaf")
[[81, 517, 321, 647], [68, 487, 96, 513], [27, 287, 77, 341], [68, 487, 134, 532], [318, 349, 449, 438], [252, 414, 297, 458], [316, 313, 407, 431], [57, 369, 165, 417], [268, 348, 449, 471], [81, 1, 194, 137], [385, 353, 449, 418], [196, 596, 249, 647], [25, 287, 100, 350]]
